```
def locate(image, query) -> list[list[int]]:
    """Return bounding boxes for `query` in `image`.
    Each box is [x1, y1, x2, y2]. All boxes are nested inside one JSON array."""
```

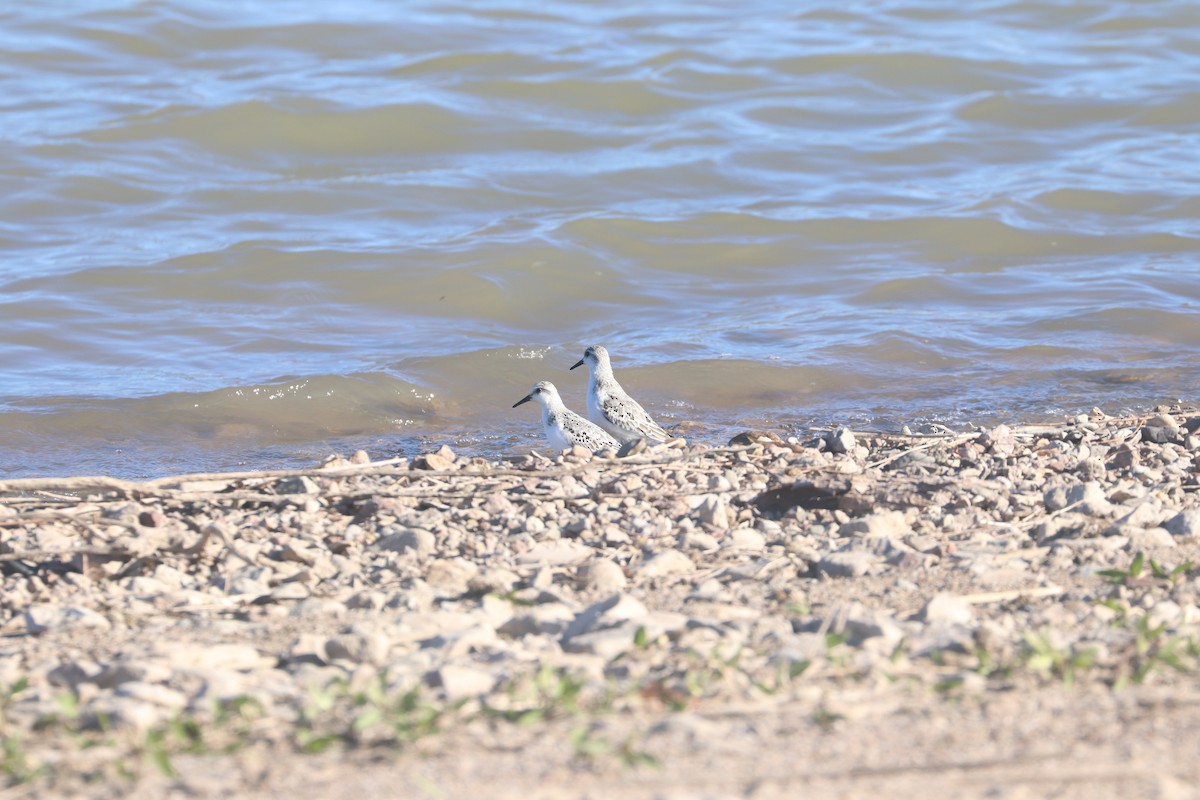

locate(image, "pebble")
[[578, 558, 627, 592], [375, 528, 437, 557], [1164, 509, 1200, 539], [25, 604, 111, 635], [818, 549, 880, 578], [837, 510, 911, 540], [636, 550, 696, 579], [276, 476, 320, 495], [826, 427, 857, 455], [434, 665, 497, 699], [919, 593, 975, 625]]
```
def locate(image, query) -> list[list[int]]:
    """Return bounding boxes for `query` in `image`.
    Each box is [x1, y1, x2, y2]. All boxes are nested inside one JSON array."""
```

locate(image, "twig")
[[959, 585, 1065, 604]]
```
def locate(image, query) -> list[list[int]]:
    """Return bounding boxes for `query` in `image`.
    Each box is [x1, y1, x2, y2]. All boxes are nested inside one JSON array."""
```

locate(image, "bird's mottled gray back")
[[570, 344, 669, 444], [513, 378, 618, 452]]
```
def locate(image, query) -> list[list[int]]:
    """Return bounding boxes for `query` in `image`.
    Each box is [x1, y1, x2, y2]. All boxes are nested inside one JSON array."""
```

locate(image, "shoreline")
[[1, 406, 1198, 797]]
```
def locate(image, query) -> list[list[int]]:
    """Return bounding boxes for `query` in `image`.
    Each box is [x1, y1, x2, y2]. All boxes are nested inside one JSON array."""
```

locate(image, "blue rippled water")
[[1, 0, 1198, 478]]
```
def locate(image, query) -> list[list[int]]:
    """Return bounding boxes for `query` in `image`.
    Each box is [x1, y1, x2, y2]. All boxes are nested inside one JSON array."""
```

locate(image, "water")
[[2, 0, 1198, 479]]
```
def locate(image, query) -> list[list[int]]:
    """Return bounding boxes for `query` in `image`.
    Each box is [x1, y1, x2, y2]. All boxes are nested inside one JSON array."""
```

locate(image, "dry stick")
[[0, 547, 131, 563], [865, 434, 975, 470], [959, 585, 1065, 604]]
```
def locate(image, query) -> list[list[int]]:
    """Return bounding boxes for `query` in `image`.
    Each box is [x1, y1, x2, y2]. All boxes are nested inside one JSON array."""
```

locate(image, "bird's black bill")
[[569, 359, 585, 370], [512, 394, 533, 408]]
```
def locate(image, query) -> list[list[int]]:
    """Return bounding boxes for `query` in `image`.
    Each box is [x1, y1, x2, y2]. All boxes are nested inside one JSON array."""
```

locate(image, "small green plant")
[[1114, 615, 1199, 690], [1100, 552, 1195, 587], [1148, 558, 1194, 583], [296, 672, 449, 750], [1099, 551, 1145, 585], [1022, 630, 1095, 687], [0, 677, 43, 784], [485, 665, 587, 725]]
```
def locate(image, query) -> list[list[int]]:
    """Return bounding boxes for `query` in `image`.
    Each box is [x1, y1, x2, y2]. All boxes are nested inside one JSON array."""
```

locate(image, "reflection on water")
[[1, 0, 1198, 478]]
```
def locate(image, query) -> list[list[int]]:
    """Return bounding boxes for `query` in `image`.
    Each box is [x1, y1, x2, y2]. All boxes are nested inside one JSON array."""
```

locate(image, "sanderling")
[[512, 380, 620, 453], [569, 345, 669, 444]]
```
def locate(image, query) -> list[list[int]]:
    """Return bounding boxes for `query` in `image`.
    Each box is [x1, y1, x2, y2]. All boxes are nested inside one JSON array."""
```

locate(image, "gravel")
[[0, 409, 1198, 797]]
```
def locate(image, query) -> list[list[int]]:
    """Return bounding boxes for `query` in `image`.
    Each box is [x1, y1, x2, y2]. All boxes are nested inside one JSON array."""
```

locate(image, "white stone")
[[920, 594, 975, 626], [723, 528, 766, 551], [564, 594, 649, 639], [837, 511, 911, 540], [436, 665, 496, 700], [826, 427, 857, 455], [515, 540, 592, 567], [25, 604, 110, 635], [579, 559, 627, 592], [375, 528, 436, 557], [1164, 509, 1200, 539], [115, 681, 188, 710], [818, 550, 879, 578], [637, 550, 695, 579]]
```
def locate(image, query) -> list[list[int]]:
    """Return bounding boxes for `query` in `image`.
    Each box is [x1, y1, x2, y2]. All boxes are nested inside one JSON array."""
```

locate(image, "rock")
[[467, 567, 521, 595], [482, 493, 515, 516], [47, 660, 103, 689], [138, 508, 168, 528], [826, 427, 856, 455], [728, 431, 784, 447], [1108, 443, 1138, 470], [637, 550, 695, 579], [909, 623, 977, 657], [95, 660, 173, 689], [678, 531, 720, 552], [1164, 509, 1200, 539], [564, 594, 649, 639], [160, 643, 272, 672], [562, 624, 642, 659], [837, 510, 911, 540], [346, 591, 387, 610], [1142, 415, 1181, 443], [977, 425, 1015, 456], [1076, 458, 1107, 481], [115, 682, 188, 710], [1125, 527, 1176, 550], [1065, 482, 1113, 516], [25, 604, 111, 635], [824, 604, 903, 648], [324, 630, 391, 665], [1117, 502, 1166, 529], [425, 559, 479, 595], [435, 665, 496, 700], [413, 450, 455, 470], [499, 604, 576, 637], [276, 476, 320, 495], [287, 633, 330, 666], [690, 494, 731, 528], [516, 540, 592, 567], [374, 528, 436, 557], [723, 528, 766, 551], [269, 582, 311, 602], [1148, 601, 1183, 627], [919, 594, 974, 625], [578, 559, 627, 593], [818, 550, 880, 578]]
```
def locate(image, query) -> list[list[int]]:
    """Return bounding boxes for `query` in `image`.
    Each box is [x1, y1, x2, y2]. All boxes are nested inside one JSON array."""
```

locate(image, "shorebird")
[[512, 380, 620, 452], [569, 345, 669, 444]]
